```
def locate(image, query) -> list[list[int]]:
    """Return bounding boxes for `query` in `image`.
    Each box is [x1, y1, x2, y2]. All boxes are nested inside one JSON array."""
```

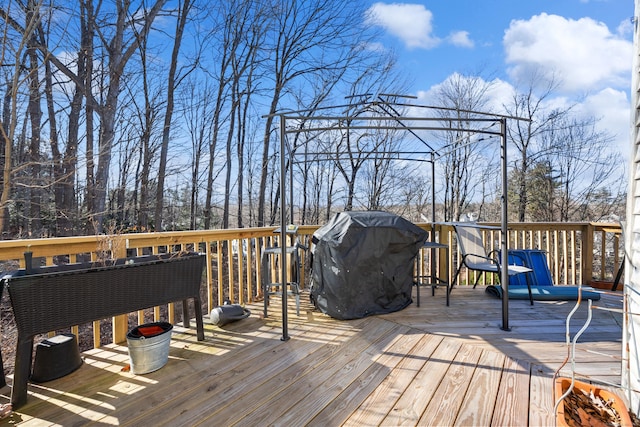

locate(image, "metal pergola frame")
[[265, 97, 530, 340]]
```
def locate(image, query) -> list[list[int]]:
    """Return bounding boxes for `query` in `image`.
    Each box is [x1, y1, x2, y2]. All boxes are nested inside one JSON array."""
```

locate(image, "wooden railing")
[[0, 222, 622, 349], [426, 222, 623, 288]]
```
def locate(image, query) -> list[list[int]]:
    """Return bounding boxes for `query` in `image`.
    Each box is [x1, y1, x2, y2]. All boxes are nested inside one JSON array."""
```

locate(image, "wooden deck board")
[[38, 322, 284, 424], [334, 334, 443, 427], [528, 364, 556, 427], [118, 316, 367, 426], [285, 332, 422, 425], [234, 322, 414, 426], [0, 286, 625, 426], [491, 357, 532, 426], [418, 343, 484, 426], [453, 349, 507, 426], [379, 338, 463, 426], [207, 320, 406, 426]]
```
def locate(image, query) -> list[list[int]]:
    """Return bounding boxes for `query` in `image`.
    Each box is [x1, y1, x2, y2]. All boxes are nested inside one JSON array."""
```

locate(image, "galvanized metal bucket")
[[126, 322, 173, 374]]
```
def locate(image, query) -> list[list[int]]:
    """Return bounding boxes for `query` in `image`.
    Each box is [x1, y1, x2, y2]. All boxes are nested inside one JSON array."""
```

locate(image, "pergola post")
[[279, 114, 290, 341], [500, 118, 510, 331]]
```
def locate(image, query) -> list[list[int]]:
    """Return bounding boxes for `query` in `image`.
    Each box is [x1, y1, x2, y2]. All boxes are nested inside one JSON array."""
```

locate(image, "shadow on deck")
[[0, 286, 624, 426]]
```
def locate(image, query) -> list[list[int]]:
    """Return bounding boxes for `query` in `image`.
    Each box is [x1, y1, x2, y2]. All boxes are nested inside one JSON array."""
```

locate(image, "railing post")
[[113, 235, 129, 344], [582, 223, 595, 286], [206, 241, 214, 311], [217, 241, 224, 306], [438, 224, 450, 285]]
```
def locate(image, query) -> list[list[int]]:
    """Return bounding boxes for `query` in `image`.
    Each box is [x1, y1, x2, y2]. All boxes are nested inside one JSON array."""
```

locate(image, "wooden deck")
[[0, 286, 625, 426]]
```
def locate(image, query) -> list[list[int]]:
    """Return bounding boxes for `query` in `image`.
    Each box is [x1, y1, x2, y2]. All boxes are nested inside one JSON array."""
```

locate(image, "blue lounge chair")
[[486, 249, 601, 301]]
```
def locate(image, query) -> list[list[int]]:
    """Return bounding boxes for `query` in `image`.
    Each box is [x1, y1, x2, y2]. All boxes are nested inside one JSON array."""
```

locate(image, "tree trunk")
[[154, 0, 190, 231], [258, 95, 279, 227], [0, 81, 13, 235], [223, 93, 237, 230], [89, 0, 166, 233], [26, 54, 42, 235]]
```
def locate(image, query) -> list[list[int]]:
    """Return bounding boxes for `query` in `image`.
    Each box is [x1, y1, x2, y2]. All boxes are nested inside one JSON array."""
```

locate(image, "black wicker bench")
[[2, 252, 206, 409]]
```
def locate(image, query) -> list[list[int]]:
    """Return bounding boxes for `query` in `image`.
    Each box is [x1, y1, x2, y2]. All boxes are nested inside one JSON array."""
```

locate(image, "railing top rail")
[[0, 222, 621, 264]]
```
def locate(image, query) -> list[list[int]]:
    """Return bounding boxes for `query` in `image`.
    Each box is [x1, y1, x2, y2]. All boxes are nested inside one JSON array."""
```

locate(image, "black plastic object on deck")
[[310, 211, 427, 320]]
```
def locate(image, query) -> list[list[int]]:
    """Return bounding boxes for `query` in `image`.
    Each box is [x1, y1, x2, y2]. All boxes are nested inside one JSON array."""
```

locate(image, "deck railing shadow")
[[0, 283, 623, 425], [0, 221, 622, 354]]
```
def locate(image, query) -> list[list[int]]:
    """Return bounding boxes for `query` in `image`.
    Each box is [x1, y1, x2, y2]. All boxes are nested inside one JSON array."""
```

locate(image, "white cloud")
[[365, 3, 476, 50], [416, 75, 513, 113], [576, 88, 631, 158], [617, 18, 634, 38], [484, 78, 515, 112], [365, 2, 441, 49], [448, 31, 474, 48], [416, 76, 629, 157], [482, 82, 629, 159], [503, 13, 632, 93]]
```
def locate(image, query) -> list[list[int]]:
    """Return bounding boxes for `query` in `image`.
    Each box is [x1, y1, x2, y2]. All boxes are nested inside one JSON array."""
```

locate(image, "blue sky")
[[363, 0, 634, 156]]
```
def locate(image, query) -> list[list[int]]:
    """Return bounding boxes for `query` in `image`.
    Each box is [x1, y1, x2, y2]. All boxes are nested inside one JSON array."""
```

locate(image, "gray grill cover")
[[310, 211, 428, 320]]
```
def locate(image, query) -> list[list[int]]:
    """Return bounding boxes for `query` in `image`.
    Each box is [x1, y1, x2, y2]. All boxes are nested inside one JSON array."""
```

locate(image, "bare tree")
[[272, 73, 345, 225], [83, 0, 96, 231], [24, 0, 44, 234], [323, 165, 338, 222], [503, 71, 566, 221], [543, 116, 624, 221], [504, 70, 625, 222], [398, 174, 433, 223], [224, 0, 266, 229], [180, 79, 214, 230], [257, 0, 374, 226], [360, 132, 414, 211], [0, 0, 43, 234], [335, 126, 381, 211], [122, 31, 165, 231], [113, 111, 142, 225], [200, 1, 233, 230], [33, 0, 166, 233], [435, 73, 495, 221], [154, 0, 193, 231], [51, 0, 92, 236]]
